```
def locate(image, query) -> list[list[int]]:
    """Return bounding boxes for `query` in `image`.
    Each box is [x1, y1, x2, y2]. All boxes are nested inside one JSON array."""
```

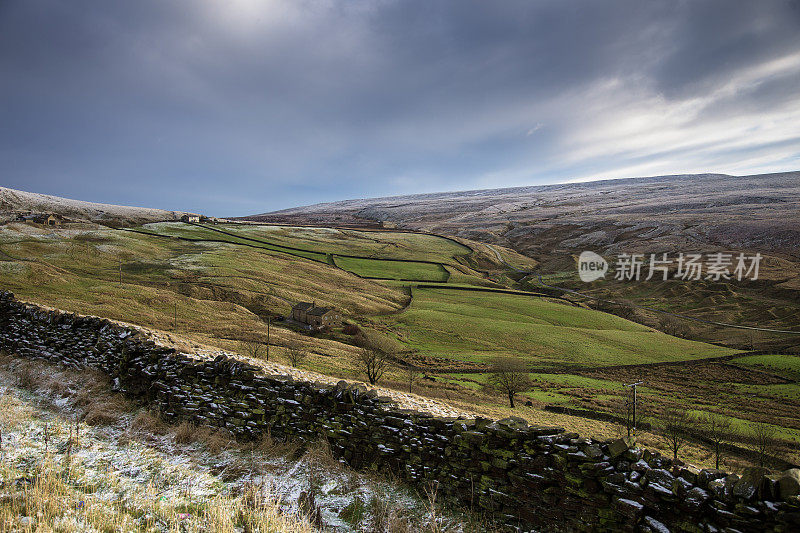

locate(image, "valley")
[[1, 200, 798, 471]]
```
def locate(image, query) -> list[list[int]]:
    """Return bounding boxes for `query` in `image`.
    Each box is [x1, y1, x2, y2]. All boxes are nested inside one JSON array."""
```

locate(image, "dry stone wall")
[[1, 291, 798, 532]]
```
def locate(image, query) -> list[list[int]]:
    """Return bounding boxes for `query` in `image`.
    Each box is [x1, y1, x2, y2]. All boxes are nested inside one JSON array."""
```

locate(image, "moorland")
[[2, 176, 799, 471]]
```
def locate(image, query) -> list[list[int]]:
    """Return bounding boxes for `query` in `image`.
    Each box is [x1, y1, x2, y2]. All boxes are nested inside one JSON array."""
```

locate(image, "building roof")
[[307, 306, 333, 316], [17, 213, 58, 222], [292, 302, 315, 311]]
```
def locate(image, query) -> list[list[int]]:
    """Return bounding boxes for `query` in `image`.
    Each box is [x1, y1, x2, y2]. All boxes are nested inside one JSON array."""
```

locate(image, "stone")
[[672, 476, 693, 496], [616, 498, 644, 518], [698, 469, 727, 488], [497, 416, 528, 429], [582, 443, 604, 460], [607, 438, 629, 459], [709, 475, 740, 501], [678, 465, 700, 485], [624, 447, 643, 462], [644, 515, 670, 533], [778, 469, 800, 500], [648, 482, 675, 500], [732, 467, 768, 501], [646, 468, 676, 488], [683, 487, 710, 512]]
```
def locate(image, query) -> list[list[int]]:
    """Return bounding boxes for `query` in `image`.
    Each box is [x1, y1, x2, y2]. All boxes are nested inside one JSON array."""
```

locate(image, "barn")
[[291, 302, 342, 329]]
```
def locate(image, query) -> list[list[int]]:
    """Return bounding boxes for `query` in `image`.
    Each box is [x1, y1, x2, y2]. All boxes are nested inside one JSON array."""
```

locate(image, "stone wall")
[[1, 291, 798, 532]]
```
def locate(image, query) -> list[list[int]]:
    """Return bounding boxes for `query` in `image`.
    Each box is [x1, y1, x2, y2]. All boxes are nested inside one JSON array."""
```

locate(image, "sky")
[[1, 0, 800, 216]]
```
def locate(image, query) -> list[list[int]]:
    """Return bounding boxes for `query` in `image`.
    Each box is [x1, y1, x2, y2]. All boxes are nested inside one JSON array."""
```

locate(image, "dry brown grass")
[[0, 456, 314, 533], [172, 420, 197, 445], [127, 409, 170, 436]]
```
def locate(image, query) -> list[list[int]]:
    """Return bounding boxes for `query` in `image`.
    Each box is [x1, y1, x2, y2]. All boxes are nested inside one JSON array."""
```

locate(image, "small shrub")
[[128, 410, 169, 436], [172, 421, 197, 444], [342, 324, 360, 335]]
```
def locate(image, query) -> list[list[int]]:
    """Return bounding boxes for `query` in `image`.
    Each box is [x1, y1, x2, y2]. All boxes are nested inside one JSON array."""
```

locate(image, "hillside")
[[1, 186, 799, 469], [0, 186, 186, 224], [249, 173, 800, 257], [250, 172, 800, 350]]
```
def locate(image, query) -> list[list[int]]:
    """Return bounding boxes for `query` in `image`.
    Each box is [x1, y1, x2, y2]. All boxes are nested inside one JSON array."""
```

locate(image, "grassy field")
[[380, 287, 736, 367], [223, 224, 473, 263], [3, 220, 799, 468], [0, 223, 405, 359], [333, 256, 450, 282], [137, 222, 491, 284], [734, 354, 800, 379], [530, 274, 800, 351]]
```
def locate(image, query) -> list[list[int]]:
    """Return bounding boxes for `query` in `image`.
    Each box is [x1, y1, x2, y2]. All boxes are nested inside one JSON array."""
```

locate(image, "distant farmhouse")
[[181, 214, 201, 223], [16, 213, 61, 227], [291, 302, 342, 329]]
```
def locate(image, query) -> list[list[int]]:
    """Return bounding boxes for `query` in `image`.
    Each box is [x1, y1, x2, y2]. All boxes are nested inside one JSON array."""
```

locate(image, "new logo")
[[578, 251, 608, 282]]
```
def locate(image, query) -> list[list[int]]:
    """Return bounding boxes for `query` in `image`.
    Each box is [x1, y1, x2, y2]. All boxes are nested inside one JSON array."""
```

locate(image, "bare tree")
[[286, 341, 307, 367], [700, 412, 733, 469], [656, 405, 691, 461], [403, 363, 419, 393], [487, 356, 532, 408], [239, 340, 267, 361], [616, 299, 638, 321], [750, 420, 778, 468], [659, 315, 690, 338], [355, 347, 390, 385]]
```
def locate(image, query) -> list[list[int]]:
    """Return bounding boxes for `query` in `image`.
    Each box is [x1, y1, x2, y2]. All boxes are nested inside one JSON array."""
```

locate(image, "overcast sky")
[[2, 0, 800, 215]]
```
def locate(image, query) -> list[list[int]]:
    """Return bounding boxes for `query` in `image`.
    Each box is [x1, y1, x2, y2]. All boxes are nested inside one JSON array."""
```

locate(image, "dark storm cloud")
[[1, 0, 799, 215]]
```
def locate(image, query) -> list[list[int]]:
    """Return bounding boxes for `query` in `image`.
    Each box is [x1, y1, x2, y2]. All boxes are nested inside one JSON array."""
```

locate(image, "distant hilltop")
[[0, 186, 192, 225]]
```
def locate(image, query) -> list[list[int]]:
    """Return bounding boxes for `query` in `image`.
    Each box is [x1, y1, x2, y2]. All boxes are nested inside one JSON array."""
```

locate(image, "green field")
[[3, 220, 798, 468], [223, 224, 472, 263], [381, 287, 737, 367], [332, 256, 450, 281], [138, 223, 481, 284], [0, 224, 407, 329], [138, 222, 332, 263], [734, 354, 800, 379]]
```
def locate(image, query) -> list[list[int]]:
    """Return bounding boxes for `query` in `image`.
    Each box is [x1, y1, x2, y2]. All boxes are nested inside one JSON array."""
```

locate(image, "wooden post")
[[266, 315, 271, 362], [624, 380, 644, 437]]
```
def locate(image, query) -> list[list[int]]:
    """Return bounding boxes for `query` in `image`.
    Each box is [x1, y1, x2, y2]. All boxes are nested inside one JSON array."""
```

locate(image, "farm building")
[[291, 302, 342, 328], [181, 214, 201, 223], [16, 213, 61, 227], [291, 302, 315, 323]]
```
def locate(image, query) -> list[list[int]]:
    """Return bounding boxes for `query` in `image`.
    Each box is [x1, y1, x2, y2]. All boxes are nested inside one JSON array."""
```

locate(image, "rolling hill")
[[1, 184, 798, 466], [250, 172, 800, 350], [0, 186, 188, 224]]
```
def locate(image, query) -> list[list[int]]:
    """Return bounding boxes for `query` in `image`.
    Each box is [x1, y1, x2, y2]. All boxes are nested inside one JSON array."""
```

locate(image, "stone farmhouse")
[[291, 302, 342, 329], [16, 213, 61, 227], [181, 214, 201, 223]]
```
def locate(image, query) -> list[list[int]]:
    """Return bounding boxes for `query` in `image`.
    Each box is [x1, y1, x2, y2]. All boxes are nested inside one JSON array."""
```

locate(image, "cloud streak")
[[1, 0, 799, 214]]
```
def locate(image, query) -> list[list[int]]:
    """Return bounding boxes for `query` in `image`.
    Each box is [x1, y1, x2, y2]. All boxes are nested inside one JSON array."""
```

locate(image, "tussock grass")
[[0, 456, 313, 533], [0, 355, 479, 532]]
